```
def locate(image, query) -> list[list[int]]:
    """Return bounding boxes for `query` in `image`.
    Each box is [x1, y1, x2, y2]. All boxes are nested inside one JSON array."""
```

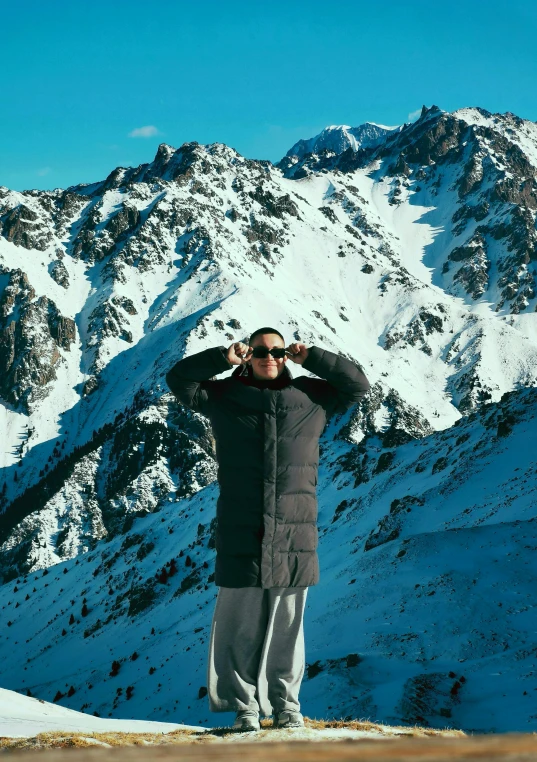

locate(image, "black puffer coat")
[[166, 345, 370, 588]]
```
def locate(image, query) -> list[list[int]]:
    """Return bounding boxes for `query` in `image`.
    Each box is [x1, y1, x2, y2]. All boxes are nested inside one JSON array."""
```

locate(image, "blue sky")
[[2, 0, 536, 191]]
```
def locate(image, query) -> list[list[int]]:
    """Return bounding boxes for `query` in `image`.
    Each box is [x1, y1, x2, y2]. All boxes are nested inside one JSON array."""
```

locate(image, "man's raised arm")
[[165, 346, 232, 415], [301, 345, 371, 414]]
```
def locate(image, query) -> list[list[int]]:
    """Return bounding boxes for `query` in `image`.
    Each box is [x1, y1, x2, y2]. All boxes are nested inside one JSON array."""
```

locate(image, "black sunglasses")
[[251, 347, 287, 359]]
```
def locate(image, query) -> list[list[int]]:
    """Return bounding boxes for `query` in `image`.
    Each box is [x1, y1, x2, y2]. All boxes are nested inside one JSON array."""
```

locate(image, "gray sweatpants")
[[207, 586, 308, 717]]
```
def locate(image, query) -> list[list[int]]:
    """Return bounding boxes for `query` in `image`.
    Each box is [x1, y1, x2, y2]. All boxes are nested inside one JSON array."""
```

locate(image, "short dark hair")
[[249, 326, 285, 346]]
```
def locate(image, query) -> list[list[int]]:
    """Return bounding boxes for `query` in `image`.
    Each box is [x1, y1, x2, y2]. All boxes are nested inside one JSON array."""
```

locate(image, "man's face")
[[249, 333, 287, 380]]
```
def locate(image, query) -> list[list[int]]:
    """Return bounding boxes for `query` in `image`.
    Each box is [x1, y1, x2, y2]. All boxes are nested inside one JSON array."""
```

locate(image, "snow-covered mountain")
[[0, 687, 203, 738], [285, 122, 402, 160], [1, 104, 537, 731]]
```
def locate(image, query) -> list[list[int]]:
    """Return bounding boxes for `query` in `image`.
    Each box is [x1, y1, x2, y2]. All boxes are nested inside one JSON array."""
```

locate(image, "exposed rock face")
[[0, 204, 53, 251], [451, 200, 490, 235], [105, 203, 140, 239], [364, 495, 425, 551], [111, 295, 138, 315], [248, 185, 300, 219], [87, 300, 133, 351], [52, 190, 88, 231], [71, 200, 141, 263], [384, 305, 446, 355], [335, 382, 434, 488], [49, 259, 69, 288], [446, 230, 490, 299], [0, 268, 76, 412]]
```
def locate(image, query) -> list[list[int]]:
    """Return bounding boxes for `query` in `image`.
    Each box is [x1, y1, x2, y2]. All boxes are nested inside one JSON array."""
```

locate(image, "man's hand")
[[286, 342, 309, 364], [227, 341, 252, 366]]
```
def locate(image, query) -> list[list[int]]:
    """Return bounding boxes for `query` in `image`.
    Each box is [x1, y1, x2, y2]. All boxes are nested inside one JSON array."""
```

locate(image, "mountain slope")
[[0, 384, 535, 731]]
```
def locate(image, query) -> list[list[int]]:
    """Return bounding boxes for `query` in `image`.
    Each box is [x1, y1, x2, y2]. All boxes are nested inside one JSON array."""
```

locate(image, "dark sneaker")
[[273, 710, 304, 728], [233, 709, 260, 731]]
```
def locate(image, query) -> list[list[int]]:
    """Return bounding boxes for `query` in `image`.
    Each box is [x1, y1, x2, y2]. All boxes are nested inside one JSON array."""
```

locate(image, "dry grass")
[[0, 728, 198, 750], [0, 717, 465, 750], [281, 718, 466, 736]]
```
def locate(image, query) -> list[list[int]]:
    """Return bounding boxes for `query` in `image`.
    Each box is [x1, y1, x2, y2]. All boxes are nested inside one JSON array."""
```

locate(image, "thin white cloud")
[[128, 125, 161, 138], [407, 109, 422, 123], [36, 167, 51, 176]]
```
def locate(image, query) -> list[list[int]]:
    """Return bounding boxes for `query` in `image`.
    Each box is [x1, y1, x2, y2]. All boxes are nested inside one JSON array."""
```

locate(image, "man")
[[165, 327, 370, 731]]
